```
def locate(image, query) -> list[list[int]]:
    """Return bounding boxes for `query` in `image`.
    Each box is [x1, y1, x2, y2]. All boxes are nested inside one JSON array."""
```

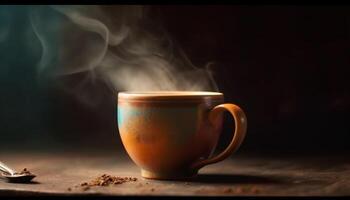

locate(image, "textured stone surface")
[[0, 151, 349, 196]]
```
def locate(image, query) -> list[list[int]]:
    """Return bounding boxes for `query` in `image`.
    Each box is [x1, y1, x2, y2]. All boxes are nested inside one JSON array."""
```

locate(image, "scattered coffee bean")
[[78, 174, 138, 190], [81, 182, 88, 186]]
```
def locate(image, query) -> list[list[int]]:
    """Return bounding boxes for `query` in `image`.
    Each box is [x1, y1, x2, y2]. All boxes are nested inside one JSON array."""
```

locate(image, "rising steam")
[[30, 5, 218, 95]]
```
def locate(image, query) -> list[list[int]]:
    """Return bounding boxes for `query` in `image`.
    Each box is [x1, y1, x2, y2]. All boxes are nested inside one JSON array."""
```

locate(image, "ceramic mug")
[[117, 91, 247, 180]]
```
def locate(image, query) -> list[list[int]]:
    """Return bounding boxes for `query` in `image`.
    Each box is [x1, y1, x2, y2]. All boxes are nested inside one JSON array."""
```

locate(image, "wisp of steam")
[[30, 5, 218, 96]]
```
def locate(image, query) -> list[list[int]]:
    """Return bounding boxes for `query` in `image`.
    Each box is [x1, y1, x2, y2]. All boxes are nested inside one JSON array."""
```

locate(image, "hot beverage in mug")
[[117, 91, 247, 179]]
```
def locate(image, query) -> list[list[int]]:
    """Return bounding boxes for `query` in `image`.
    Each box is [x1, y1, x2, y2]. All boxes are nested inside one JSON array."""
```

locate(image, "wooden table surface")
[[0, 151, 349, 196]]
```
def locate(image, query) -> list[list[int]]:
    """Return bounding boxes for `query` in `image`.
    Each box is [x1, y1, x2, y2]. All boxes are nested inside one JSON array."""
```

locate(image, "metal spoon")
[[0, 161, 36, 183]]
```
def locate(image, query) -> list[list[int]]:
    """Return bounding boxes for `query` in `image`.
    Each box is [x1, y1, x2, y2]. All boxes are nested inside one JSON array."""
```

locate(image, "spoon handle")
[[0, 167, 10, 175], [0, 161, 15, 175]]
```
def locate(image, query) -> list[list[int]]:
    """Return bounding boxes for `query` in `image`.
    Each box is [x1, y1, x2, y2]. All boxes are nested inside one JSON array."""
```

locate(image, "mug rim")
[[118, 91, 223, 102]]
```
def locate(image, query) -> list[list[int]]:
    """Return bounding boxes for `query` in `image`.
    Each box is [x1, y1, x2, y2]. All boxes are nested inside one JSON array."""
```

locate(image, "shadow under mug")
[[117, 91, 247, 180]]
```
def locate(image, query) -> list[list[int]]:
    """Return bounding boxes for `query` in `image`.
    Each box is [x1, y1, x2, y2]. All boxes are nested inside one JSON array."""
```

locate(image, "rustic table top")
[[0, 151, 349, 196]]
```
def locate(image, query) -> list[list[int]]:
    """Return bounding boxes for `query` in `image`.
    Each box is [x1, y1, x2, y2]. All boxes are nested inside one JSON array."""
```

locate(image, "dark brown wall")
[[47, 6, 350, 153], [1, 6, 349, 154], [149, 6, 350, 153]]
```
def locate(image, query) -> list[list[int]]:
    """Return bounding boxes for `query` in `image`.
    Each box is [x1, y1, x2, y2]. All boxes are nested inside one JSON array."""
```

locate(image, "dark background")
[[1, 6, 349, 155]]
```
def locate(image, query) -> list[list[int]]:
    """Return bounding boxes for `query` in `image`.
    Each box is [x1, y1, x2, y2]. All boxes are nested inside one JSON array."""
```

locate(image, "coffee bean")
[[77, 174, 138, 190]]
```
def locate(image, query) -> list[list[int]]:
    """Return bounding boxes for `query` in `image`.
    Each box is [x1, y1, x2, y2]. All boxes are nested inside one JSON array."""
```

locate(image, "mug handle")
[[191, 103, 247, 171]]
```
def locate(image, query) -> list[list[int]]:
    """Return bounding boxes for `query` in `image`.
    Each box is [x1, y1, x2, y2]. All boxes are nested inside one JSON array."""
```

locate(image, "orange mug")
[[117, 91, 247, 180]]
